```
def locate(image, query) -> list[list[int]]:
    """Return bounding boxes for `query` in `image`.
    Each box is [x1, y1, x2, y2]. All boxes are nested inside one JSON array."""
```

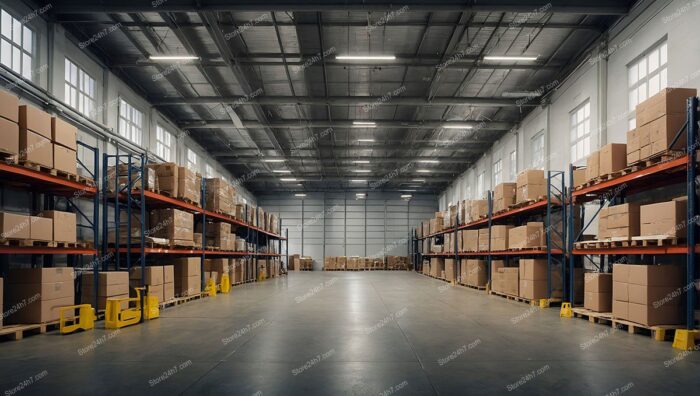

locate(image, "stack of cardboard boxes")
[[629, 88, 697, 163], [106, 164, 157, 193], [586, 143, 626, 182], [516, 169, 546, 203], [150, 208, 194, 246], [324, 256, 337, 270], [230, 258, 245, 284], [430, 257, 445, 279], [386, 256, 410, 270], [292, 255, 313, 271], [444, 258, 456, 282], [205, 178, 235, 215], [461, 229, 479, 252], [18, 105, 53, 169], [178, 166, 201, 206], [490, 225, 513, 251], [148, 163, 179, 197], [584, 273, 612, 312], [598, 203, 640, 240], [612, 264, 685, 326], [0, 210, 75, 244], [51, 117, 78, 176], [204, 259, 230, 284], [81, 271, 129, 310], [470, 200, 488, 220], [518, 259, 561, 300], [640, 197, 687, 238], [0, 90, 19, 159], [460, 259, 487, 287], [493, 183, 517, 212], [174, 258, 202, 297], [508, 222, 545, 249], [491, 260, 518, 296], [5, 268, 74, 324], [129, 266, 170, 303], [477, 228, 489, 251]]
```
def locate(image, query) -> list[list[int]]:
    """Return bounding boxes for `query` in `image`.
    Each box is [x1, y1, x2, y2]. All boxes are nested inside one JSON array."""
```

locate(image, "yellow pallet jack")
[[105, 287, 159, 329], [59, 304, 97, 334]]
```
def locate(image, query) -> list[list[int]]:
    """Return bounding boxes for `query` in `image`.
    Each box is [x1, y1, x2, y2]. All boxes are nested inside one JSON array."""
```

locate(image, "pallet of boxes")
[[173, 258, 202, 298], [460, 259, 487, 289], [129, 265, 175, 305], [150, 208, 195, 248], [1, 208, 77, 248]]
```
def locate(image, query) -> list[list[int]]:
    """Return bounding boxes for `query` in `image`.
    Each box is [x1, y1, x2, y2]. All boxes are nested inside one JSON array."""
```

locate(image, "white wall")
[[440, 0, 700, 209]]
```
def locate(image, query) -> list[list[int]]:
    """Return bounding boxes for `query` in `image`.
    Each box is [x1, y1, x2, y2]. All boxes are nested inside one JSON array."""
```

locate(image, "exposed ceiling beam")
[[180, 119, 514, 130], [211, 147, 485, 156], [51, 1, 630, 15], [218, 156, 473, 165], [153, 95, 536, 107]]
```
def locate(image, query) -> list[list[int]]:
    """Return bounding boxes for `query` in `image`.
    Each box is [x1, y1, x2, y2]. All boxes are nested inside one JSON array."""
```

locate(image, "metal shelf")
[[572, 246, 698, 255], [0, 246, 97, 255], [0, 162, 97, 197], [423, 249, 561, 257]]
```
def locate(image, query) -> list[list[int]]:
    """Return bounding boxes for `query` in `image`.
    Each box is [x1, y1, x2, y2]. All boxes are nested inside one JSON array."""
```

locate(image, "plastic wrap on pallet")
[[177, 166, 201, 205], [106, 165, 157, 193], [149, 208, 194, 242], [148, 162, 179, 197]]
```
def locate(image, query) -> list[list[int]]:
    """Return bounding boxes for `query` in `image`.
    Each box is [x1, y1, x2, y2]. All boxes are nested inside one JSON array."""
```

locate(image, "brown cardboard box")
[[599, 143, 627, 176], [164, 282, 175, 301], [0, 116, 19, 155], [584, 273, 612, 293], [204, 258, 230, 279], [639, 144, 651, 159], [174, 258, 201, 278], [53, 144, 77, 175], [20, 129, 52, 168], [628, 264, 684, 287], [51, 117, 77, 151], [598, 207, 609, 239], [519, 279, 550, 300], [129, 266, 164, 285], [163, 265, 174, 284], [573, 169, 586, 188], [176, 275, 201, 297], [0, 89, 19, 122], [519, 259, 547, 280], [40, 210, 76, 243], [430, 258, 444, 278], [464, 259, 487, 287], [477, 228, 490, 251], [8, 267, 74, 283], [628, 302, 684, 326], [605, 203, 640, 238], [639, 114, 687, 155], [6, 267, 75, 324], [0, 212, 31, 240], [19, 105, 51, 138], [29, 215, 52, 242], [470, 200, 488, 219], [444, 259, 456, 282], [640, 198, 687, 237], [148, 163, 179, 197], [508, 223, 544, 249], [584, 292, 612, 312], [626, 129, 639, 153], [81, 271, 129, 296], [627, 150, 640, 164], [490, 225, 513, 251], [150, 208, 194, 242], [613, 281, 628, 302], [464, 229, 479, 252], [7, 280, 73, 301], [613, 264, 630, 283], [516, 169, 546, 203], [613, 300, 628, 320], [635, 87, 697, 126], [177, 166, 201, 205], [493, 183, 517, 212], [585, 151, 599, 181], [6, 295, 74, 324], [501, 267, 519, 296], [628, 284, 683, 306]]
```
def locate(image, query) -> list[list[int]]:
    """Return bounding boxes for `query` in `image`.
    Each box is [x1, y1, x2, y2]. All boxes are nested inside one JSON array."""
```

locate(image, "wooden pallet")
[[159, 292, 208, 308], [18, 160, 53, 174], [630, 235, 681, 247], [178, 197, 200, 207], [576, 150, 685, 191], [169, 240, 196, 249], [459, 283, 487, 291], [489, 290, 530, 303], [572, 307, 614, 324], [0, 320, 60, 341], [507, 246, 547, 252]]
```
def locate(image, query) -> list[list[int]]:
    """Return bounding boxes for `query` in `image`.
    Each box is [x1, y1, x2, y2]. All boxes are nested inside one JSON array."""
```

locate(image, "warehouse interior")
[[0, 0, 699, 394]]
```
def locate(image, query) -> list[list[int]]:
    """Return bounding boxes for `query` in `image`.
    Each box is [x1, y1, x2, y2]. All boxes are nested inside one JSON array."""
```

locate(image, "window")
[[570, 100, 591, 163], [0, 10, 33, 79], [628, 40, 667, 128], [531, 132, 544, 169], [509, 150, 517, 180], [205, 164, 215, 178], [465, 185, 471, 200], [118, 99, 143, 145], [186, 148, 198, 172], [477, 171, 485, 199], [493, 159, 502, 185], [64, 59, 96, 118], [155, 124, 173, 161]]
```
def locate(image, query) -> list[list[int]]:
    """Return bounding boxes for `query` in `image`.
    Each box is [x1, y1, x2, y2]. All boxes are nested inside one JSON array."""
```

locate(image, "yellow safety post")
[[205, 278, 217, 297], [539, 299, 551, 309], [672, 329, 699, 350], [59, 304, 96, 334], [220, 274, 231, 294], [560, 302, 573, 318]]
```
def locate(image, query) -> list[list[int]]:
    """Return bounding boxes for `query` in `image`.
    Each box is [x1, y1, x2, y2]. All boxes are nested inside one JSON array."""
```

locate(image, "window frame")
[[570, 99, 592, 164], [117, 98, 143, 145], [155, 124, 173, 162], [493, 159, 502, 186], [186, 148, 198, 172], [477, 171, 485, 199], [531, 131, 545, 169], [64, 58, 96, 119], [509, 150, 517, 180], [0, 9, 34, 79], [628, 39, 668, 128]]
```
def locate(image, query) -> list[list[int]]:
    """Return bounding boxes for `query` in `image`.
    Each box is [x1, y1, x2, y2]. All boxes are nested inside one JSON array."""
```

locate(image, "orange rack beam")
[[0, 246, 97, 255], [572, 245, 698, 255], [112, 247, 281, 256], [423, 248, 562, 257], [0, 163, 97, 196]]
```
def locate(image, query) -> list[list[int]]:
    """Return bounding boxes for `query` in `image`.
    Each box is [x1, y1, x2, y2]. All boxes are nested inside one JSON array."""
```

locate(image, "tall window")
[[477, 171, 485, 199], [0, 10, 33, 79], [628, 40, 667, 128], [509, 150, 517, 180], [186, 148, 198, 172], [570, 100, 591, 163], [531, 132, 545, 169], [118, 99, 143, 145], [155, 124, 173, 161], [64, 59, 96, 118], [493, 159, 502, 185], [205, 164, 215, 178]]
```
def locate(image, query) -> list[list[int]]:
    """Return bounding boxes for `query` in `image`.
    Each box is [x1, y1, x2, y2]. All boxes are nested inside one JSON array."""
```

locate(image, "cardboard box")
[[177, 166, 201, 205], [40, 210, 76, 243], [640, 198, 687, 237], [508, 223, 544, 249], [501, 267, 519, 296], [175, 275, 201, 297], [635, 87, 697, 126], [490, 225, 513, 251], [477, 228, 490, 251], [150, 208, 194, 242], [148, 163, 179, 197], [430, 258, 444, 278], [7, 280, 73, 301], [573, 168, 586, 188], [586, 151, 599, 181], [30, 215, 52, 242], [164, 282, 175, 301], [5, 267, 75, 324], [0, 116, 19, 155], [493, 183, 517, 212], [612, 300, 628, 320], [0, 212, 31, 240], [81, 272, 129, 297], [626, 129, 639, 153], [639, 114, 687, 155], [640, 144, 651, 159], [584, 292, 612, 312], [129, 266, 164, 285], [627, 150, 640, 164], [599, 143, 627, 176], [19, 104, 51, 138], [628, 302, 684, 326], [605, 203, 640, 238], [627, 264, 684, 287], [51, 117, 77, 151], [53, 144, 77, 175], [613, 264, 630, 284], [174, 258, 201, 278], [519, 259, 547, 280], [628, 284, 682, 306], [444, 259, 456, 282], [470, 200, 488, 219], [519, 279, 550, 300], [584, 273, 612, 293], [6, 295, 74, 324], [516, 169, 546, 203], [162, 265, 174, 284], [205, 258, 230, 279], [463, 229, 479, 252], [0, 89, 19, 122], [464, 259, 487, 287], [20, 129, 52, 168], [7, 267, 74, 284]]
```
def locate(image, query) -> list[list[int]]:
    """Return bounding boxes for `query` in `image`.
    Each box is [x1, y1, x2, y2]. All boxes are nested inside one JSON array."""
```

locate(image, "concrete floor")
[[0, 271, 699, 395]]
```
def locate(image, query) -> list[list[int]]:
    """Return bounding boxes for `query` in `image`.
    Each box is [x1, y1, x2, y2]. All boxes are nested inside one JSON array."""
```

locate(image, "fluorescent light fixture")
[[149, 55, 200, 61], [280, 178, 297, 182], [401, 194, 413, 198], [272, 170, 291, 173], [442, 124, 474, 129], [357, 139, 375, 142], [416, 169, 431, 173], [502, 91, 542, 98], [263, 158, 285, 163], [412, 179, 426, 182], [356, 193, 366, 196], [353, 169, 372, 173], [350, 179, 367, 182], [336, 55, 396, 61], [352, 121, 376, 127], [483, 55, 538, 61], [295, 193, 306, 197], [418, 160, 439, 164], [353, 160, 370, 164]]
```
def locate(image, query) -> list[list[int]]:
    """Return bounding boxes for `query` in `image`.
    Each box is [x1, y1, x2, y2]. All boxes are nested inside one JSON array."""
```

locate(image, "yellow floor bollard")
[[560, 302, 572, 318], [220, 274, 231, 294], [672, 329, 699, 350], [205, 278, 217, 297]]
